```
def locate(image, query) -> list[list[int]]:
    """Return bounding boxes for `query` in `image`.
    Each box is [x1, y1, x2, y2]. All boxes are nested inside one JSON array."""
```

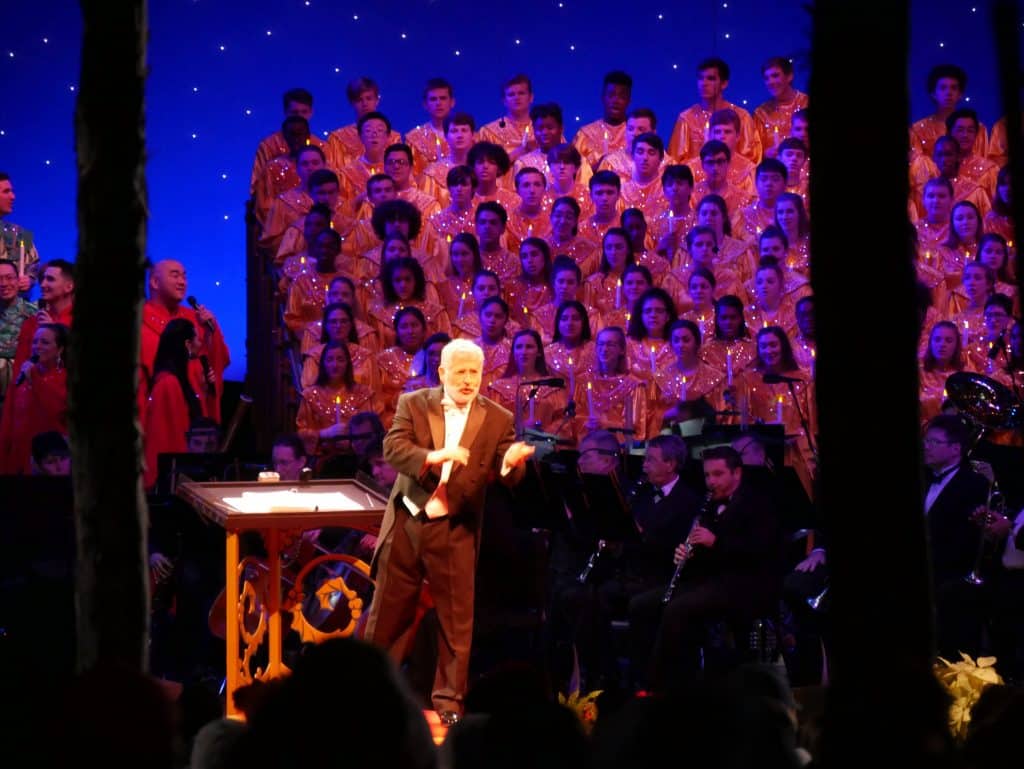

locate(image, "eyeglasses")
[[922, 437, 952, 447]]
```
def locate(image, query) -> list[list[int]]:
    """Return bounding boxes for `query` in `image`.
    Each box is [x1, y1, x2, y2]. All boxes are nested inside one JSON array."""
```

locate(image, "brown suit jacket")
[[374, 386, 523, 568]]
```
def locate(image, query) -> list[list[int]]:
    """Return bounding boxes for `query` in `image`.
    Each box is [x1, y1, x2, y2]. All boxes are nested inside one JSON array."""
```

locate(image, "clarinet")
[[662, 491, 713, 604], [577, 539, 608, 584]]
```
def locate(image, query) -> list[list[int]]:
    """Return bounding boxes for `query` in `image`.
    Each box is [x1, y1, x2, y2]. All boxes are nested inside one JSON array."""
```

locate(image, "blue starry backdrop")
[[0, 0, 1014, 380]]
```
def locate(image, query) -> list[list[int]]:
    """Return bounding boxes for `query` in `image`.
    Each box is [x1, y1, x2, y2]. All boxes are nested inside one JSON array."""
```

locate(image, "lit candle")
[[810, 348, 816, 379], [587, 381, 594, 414], [567, 356, 575, 394], [17, 239, 25, 277], [680, 376, 688, 402], [602, 127, 609, 155], [726, 350, 734, 386], [776, 394, 784, 424], [458, 292, 466, 318], [649, 345, 657, 372], [615, 278, 622, 309], [773, 124, 780, 145], [962, 320, 970, 349], [446, 233, 452, 244], [334, 395, 341, 425], [435, 133, 442, 159]]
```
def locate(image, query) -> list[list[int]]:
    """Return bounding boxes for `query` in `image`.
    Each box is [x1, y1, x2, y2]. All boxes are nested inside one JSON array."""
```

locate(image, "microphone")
[[521, 377, 565, 388], [762, 373, 803, 385], [15, 355, 38, 386], [198, 354, 216, 395], [186, 295, 216, 333], [988, 332, 1006, 360]]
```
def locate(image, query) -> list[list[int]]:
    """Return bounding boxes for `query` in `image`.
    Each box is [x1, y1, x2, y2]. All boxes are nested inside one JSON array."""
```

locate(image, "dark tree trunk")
[[72, 0, 149, 672], [811, 2, 956, 766], [993, 0, 1024, 298]]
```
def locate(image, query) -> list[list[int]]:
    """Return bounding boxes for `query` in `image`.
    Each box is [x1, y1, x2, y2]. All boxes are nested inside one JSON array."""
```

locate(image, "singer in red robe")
[[139, 260, 230, 422], [12, 259, 75, 372], [143, 319, 207, 489], [0, 323, 69, 474]]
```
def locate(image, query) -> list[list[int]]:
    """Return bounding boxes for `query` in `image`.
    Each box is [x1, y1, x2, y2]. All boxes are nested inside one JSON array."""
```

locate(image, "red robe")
[[0, 365, 68, 474], [142, 372, 197, 489], [139, 300, 230, 422], [13, 304, 74, 373]]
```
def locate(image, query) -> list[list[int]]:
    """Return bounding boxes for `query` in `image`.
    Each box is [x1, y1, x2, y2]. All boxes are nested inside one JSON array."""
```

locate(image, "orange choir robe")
[[988, 117, 1010, 168], [692, 179, 754, 218], [301, 342, 381, 391], [626, 337, 674, 386], [732, 201, 777, 245], [528, 301, 597, 344], [791, 336, 817, 376], [377, 347, 418, 427], [573, 119, 628, 169], [542, 183, 595, 220], [301, 318, 379, 355], [506, 209, 552, 256], [419, 158, 461, 207], [295, 383, 379, 457], [405, 124, 449, 177], [253, 155, 300, 226], [914, 220, 950, 255], [142, 372, 197, 489], [621, 177, 668, 223], [472, 187, 521, 214], [139, 300, 229, 423], [701, 337, 757, 378], [473, 336, 513, 392], [478, 117, 534, 155], [481, 247, 521, 285], [586, 271, 628, 317], [745, 300, 800, 340], [650, 362, 727, 436], [505, 279, 552, 325], [438, 274, 477, 322], [450, 314, 523, 342], [487, 376, 571, 439], [398, 187, 442, 222], [909, 114, 988, 161], [680, 310, 717, 344], [919, 365, 959, 424], [546, 342, 597, 389], [325, 124, 401, 171], [284, 271, 337, 334], [545, 235, 600, 279], [691, 156, 757, 199], [983, 211, 1016, 255], [668, 102, 762, 164], [574, 372, 650, 441], [0, 365, 67, 474], [260, 188, 313, 256], [367, 299, 450, 349], [664, 265, 742, 314], [753, 92, 810, 158], [426, 208, 476, 256], [251, 132, 326, 195], [339, 157, 385, 203]]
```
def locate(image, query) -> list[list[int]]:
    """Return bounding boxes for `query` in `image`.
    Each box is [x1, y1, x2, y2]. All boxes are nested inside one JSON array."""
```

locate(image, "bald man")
[[140, 259, 230, 421]]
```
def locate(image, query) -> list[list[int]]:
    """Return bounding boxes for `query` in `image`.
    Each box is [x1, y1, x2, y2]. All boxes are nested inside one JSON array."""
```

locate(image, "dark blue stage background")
[[0, 1, 1012, 380]]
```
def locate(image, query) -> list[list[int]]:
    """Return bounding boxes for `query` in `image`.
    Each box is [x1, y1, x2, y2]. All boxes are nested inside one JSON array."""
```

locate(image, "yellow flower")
[[934, 652, 1003, 741]]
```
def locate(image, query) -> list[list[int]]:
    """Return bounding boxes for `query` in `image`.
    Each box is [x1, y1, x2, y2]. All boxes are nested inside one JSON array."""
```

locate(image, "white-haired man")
[[364, 339, 535, 725]]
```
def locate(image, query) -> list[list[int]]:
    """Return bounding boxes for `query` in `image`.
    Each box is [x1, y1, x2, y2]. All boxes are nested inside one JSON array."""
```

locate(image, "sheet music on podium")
[[223, 488, 367, 513]]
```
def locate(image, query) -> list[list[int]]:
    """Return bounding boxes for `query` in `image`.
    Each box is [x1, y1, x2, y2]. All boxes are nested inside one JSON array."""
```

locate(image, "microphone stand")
[[785, 379, 817, 460]]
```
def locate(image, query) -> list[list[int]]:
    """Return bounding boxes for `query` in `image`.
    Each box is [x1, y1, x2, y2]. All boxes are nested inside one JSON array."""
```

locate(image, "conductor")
[[364, 339, 535, 725]]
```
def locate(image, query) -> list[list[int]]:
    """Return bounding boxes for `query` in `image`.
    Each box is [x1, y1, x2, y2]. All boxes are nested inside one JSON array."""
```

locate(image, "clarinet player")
[[628, 445, 782, 695]]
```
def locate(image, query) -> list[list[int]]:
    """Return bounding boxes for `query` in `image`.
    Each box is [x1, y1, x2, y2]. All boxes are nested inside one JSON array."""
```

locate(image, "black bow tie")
[[928, 466, 957, 485]]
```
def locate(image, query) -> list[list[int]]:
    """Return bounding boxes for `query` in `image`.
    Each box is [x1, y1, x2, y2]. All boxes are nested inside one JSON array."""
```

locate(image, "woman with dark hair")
[[586, 227, 636, 316], [142, 319, 204, 488], [983, 166, 1015, 254], [547, 195, 599, 277], [939, 200, 984, 290], [530, 256, 595, 343], [506, 237, 553, 325], [0, 322, 69, 474], [976, 233, 1019, 307], [488, 328, 569, 436], [701, 294, 757, 378], [920, 321, 964, 423], [301, 275, 380, 353], [695, 193, 756, 281], [730, 325, 817, 495], [626, 287, 677, 381], [652, 319, 726, 434], [301, 303, 380, 390], [404, 332, 451, 391], [296, 340, 377, 456], [376, 306, 427, 426], [439, 232, 483, 322], [547, 300, 596, 389], [579, 325, 650, 440], [774, 191, 811, 274], [664, 226, 742, 314], [600, 263, 652, 330], [947, 261, 995, 325], [368, 256, 449, 347], [474, 296, 514, 391], [678, 267, 718, 342], [745, 256, 800, 338]]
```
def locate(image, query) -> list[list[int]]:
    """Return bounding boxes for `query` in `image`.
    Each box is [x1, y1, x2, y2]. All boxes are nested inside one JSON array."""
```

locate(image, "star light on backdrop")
[[0, 1, 1011, 380]]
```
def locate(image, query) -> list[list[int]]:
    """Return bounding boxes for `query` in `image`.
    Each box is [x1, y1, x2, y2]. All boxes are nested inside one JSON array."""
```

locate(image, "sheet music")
[[223, 488, 367, 513]]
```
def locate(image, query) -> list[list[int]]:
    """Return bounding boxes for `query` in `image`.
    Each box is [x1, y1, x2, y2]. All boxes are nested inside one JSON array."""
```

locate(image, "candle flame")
[[587, 381, 592, 390], [567, 356, 573, 365], [460, 291, 466, 299], [334, 395, 341, 405], [943, 388, 948, 398], [777, 394, 784, 404], [446, 234, 452, 243]]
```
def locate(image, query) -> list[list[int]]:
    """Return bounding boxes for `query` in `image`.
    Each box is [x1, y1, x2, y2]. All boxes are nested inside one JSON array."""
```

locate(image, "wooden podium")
[[177, 478, 387, 716]]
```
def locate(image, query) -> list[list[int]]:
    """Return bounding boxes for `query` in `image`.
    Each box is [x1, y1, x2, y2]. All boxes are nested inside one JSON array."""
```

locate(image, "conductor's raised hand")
[[427, 445, 470, 467]]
